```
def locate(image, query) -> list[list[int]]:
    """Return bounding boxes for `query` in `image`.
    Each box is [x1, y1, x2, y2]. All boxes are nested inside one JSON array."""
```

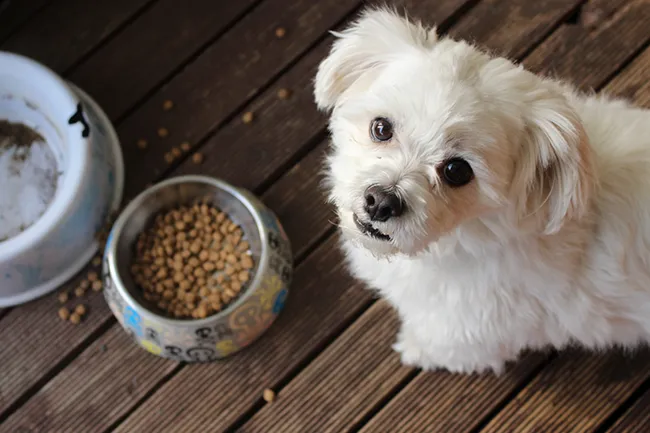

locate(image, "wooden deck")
[[1, 0, 650, 431]]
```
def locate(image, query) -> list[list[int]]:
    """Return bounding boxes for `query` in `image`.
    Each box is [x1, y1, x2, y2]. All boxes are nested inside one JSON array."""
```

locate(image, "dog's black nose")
[[364, 185, 405, 222]]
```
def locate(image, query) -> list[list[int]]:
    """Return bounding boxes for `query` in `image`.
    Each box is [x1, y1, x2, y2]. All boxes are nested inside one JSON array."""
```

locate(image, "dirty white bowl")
[[0, 51, 124, 307]]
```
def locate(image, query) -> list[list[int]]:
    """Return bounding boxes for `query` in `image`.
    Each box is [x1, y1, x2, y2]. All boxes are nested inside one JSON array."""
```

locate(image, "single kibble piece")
[[137, 139, 148, 149], [171, 147, 182, 158], [58, 307, 70, 321], [92, 256, 102, 267], [163, 100, 174, 111], [75, 304, 87, 316], [74, 286, 85, 298], [164, 152, 174, 163], [277, 88, 291, 100], [88, 271, 98, 282], [80, 280, 90, 290], [275, 27, 286, 38], [242, 111, 254, 124], [180, 142, 191, 152], [263, 389, 276, 403], [58, 291, 69, 304], [158, 127, 169, 138], [192, 153, 204, 164], [130, 200, 256, 319], [69, 312, 81, 325], [92, 280, 103, 292]]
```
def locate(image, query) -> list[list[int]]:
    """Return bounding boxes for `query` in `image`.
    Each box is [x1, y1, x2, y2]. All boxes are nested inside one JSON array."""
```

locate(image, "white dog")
[[314, 8, 650, 374]]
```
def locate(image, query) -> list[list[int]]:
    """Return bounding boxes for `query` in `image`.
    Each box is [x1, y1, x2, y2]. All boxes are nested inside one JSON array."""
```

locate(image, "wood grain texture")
[[1, 0, 151, 73], [239, 300, 411, 433], [604, 45, 650, 106], [0, 0, 52, 42], [68, 0, 258, 120], [114, 235, 371, 433], [450, 0, 583, 59], [114, 0, 362, 200], [360, 354, 548, 433], [524, 0, 650, 89], [607, 388, 650, 432], [482, 349, 650, 433], [0, 326, 178, 433]]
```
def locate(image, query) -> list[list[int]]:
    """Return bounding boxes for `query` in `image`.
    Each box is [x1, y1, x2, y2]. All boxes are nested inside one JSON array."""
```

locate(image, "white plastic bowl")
[[0, 51, 124, 307]]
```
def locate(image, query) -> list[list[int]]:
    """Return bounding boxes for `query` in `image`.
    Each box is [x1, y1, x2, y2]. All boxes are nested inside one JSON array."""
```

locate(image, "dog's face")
[[315, 9, 594, 256]]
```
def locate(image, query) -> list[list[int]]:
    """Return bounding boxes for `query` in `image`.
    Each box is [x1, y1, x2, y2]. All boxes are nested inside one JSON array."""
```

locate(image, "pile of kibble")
[[131, 200, 254, 319]]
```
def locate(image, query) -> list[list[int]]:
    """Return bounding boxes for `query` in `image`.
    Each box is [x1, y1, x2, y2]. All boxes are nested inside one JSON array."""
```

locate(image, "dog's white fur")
[[314, 8, 650, 374]]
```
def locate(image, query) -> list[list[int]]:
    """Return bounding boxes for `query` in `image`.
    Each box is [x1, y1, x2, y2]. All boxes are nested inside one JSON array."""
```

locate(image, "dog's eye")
[[370, 118, 393, 142], [442, 158, 474, 187]]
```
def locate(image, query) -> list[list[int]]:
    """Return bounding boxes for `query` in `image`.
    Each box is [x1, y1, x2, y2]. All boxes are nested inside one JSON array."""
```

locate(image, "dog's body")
[[314, 9, 650, 374]]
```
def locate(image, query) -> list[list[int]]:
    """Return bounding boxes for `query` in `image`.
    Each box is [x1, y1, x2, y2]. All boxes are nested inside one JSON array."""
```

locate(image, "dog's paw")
[[392, 336, 426, 367]]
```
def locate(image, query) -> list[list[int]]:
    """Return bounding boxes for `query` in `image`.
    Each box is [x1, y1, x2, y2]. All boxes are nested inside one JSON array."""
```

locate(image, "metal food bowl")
[[102, 175, 292, 362]]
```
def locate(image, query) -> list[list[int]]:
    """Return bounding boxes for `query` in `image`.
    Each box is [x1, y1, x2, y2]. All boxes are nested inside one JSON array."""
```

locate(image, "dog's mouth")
[[353, 214, 391, 241]]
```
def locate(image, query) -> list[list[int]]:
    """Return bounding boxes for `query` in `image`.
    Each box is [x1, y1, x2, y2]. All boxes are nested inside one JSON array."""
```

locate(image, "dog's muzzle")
[[353, 213, 391, 241]]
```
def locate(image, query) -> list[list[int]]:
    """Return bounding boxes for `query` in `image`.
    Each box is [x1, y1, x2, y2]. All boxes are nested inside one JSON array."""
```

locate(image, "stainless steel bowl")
[[102, 175, 292, 362]]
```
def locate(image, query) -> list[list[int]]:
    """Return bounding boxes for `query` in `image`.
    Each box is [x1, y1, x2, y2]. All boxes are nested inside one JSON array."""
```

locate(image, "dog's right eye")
[[370, 118, 393, 142]]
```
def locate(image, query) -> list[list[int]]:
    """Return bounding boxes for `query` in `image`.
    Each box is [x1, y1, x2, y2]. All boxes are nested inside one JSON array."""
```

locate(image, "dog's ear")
[[313, 7, 437, 111], [512, 84, 595, 234]]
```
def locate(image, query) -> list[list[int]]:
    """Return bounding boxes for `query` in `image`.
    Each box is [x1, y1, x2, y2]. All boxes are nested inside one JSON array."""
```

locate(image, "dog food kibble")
[[263, 389, 276, 403], [131, 200, 255, 319], [58, 307, 70, 321], [158, 128, 169, 138], [74, 286, 86, 298], [277, 88, 291, 100], [88, 271, 98, 282], [137, 139, 148, 149], [171, 147, 182, 158], [275, 27, 286, 38], [58, 291, 69, 304], [92, 256, 102, 267], [163, 100, 174, 111], [180, 142, 191, 152], [69, 312, 81, 325], [164, 152, 174, 163], [75, 304, 87, 316], [192, 153, 204, 165], [92, 280, 103, 292], [242, 111, 254, 124]]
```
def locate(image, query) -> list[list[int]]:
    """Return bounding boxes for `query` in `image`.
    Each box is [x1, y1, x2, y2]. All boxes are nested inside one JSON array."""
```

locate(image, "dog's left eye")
[[370, 118, 393, 142], [442, 158, 474, 187]]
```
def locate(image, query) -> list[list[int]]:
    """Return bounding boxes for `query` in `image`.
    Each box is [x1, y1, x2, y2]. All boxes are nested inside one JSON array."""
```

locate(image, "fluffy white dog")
[[313, 8, 650, 374]]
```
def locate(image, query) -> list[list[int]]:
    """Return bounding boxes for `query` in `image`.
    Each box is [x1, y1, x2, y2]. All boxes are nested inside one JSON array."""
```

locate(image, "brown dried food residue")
[[0, 120, 45, 148]]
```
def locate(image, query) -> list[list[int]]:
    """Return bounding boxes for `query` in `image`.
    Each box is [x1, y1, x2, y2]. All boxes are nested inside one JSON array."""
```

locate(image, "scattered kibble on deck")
[[192, 153, 204, 164], [180, 142, 191, 152], [275, 27, 286, 38], [263, 388, 276, 403], [158, 127, 169, 138], [277, 88, 291, 100], [162, 100, 174, 111], [242, 111, 254, 124], [137, 139, 148, 149]]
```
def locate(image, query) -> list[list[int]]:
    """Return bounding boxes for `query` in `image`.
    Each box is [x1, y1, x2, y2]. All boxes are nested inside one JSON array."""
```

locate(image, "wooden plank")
[[239, 301, 410, 433], [244, 1, 650, 432], [604, 46, 650, 106], [450, 0, 582, 59], [67, 0, 258, 120], [112, 0, 364, 201], [0, 0, 52, 43], [0, 0, 151, 73], [607, 388, 650, 432], [482, 350, 650, 433], [113, 235, 370, 433], [0, 326, 178, 433], [0, 0, 362, 418], [242, 300, 545, 433], [524, 0, 650, 90]]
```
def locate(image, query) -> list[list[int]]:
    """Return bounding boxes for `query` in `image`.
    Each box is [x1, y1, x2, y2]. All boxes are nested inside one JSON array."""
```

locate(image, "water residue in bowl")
[[0, 120, 59, 242]]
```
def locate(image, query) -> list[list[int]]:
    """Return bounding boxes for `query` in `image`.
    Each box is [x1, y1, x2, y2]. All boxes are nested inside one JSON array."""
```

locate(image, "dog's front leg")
[[393, 322, 509, 375]]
